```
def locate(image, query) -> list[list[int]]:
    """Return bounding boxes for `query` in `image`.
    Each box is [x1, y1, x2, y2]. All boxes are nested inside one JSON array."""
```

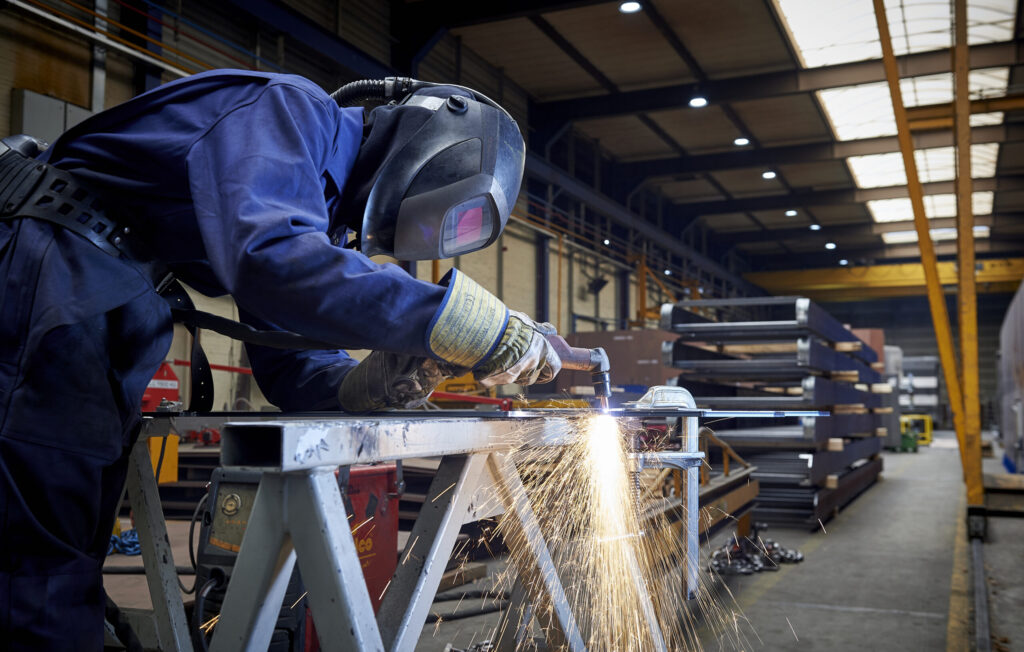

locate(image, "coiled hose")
[[329, 79, 388, 107]]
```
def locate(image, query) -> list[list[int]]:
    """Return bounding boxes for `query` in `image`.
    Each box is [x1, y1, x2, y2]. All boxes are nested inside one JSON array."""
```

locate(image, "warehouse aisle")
[[706, 430, 964, 651]]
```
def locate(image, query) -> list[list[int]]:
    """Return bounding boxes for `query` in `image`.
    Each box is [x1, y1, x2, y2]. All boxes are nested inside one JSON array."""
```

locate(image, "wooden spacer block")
[[827, 438, 845, 452], [825, 474, 839, 490]]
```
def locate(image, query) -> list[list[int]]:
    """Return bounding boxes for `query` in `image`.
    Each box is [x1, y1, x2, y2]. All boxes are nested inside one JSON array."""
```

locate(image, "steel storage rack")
[[660, 296, 886, 528]]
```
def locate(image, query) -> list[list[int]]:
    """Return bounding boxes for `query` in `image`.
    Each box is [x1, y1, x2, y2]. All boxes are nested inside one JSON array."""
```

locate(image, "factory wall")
[[0, 2, 657, 411]]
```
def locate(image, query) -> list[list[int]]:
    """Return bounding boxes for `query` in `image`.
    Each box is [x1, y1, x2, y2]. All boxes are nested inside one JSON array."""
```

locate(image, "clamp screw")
[[123, 227, 130, 234], [112, 236, 122, 245]]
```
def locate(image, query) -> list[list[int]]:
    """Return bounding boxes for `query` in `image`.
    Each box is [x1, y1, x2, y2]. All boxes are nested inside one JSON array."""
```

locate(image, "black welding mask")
[[331, 78, 525, 260]]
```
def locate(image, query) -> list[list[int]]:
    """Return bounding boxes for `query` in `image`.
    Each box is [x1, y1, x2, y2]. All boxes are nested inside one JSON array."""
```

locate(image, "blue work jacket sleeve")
[[238, 308, 357, 411], [185, 81, 446, 356]]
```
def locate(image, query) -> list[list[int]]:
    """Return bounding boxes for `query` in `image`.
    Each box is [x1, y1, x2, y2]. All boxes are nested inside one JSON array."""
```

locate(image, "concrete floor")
[[416, 430, 973, 651], [105, 429, 1023, 651]]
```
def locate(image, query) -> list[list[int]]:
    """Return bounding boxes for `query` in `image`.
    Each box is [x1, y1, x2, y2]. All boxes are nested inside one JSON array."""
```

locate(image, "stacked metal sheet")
[[660, 296, 885, 527]]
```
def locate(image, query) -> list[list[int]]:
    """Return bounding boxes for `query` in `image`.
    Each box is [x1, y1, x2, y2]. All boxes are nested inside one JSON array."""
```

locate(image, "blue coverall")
[[0, 70, 450, 648]]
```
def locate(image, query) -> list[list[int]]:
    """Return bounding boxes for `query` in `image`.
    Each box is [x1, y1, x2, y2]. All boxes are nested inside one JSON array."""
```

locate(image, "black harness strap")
[[160, 281, 216, 413], [0, 137, 340, 413]]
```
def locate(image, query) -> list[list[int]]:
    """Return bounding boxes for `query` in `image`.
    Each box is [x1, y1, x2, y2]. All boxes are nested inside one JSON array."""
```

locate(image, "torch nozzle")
[[543, 333, 612, 408]]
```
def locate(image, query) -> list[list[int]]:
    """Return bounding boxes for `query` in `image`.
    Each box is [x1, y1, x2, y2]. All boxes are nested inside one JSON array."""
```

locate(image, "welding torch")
[[543, 332, 612, 410]]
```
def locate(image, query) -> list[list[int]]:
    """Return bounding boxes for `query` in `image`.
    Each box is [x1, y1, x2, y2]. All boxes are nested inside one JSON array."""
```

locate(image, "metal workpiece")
[[659, 296, 877, 364], [694, 376, 879, 410], [664, 337, 880, 382], [713, 414, 881, 449], [188, 408, 717, 651]]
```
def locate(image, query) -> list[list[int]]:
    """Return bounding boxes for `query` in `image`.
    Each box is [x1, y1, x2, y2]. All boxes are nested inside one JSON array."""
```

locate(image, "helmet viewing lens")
[[442, 196, 494, 256]]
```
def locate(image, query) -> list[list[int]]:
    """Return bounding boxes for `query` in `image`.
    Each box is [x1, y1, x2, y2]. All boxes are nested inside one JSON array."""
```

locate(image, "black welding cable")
[[153, 434, 168, 481], [182, 492, 210, 594], [192, 572, 223, 652]]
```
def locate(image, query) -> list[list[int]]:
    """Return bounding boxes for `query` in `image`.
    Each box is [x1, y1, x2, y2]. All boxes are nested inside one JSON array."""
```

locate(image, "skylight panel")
[[818, 68, 1009, 141], [867, 191, 993, 222], [847, 144, 999, 188], [881, 225, 991, 244], [775, 0, 1016, 69]]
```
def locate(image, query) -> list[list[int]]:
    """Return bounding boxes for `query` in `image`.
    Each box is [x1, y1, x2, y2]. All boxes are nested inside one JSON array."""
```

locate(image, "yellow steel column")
[[953, 0, 985, 505], [871, 0, 971, 485]]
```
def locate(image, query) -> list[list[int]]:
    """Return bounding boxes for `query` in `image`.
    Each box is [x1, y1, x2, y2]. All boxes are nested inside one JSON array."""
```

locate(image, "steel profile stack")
[[660, 296, 885, 527]]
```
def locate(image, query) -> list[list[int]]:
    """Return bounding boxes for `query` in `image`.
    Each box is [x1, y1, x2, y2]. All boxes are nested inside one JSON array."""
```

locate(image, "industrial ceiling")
[[438, 0, 1024, 271]]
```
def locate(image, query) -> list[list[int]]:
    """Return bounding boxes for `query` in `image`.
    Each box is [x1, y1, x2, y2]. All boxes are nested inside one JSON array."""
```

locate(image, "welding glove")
[[337, 353, 467, 412], [472, 311, 562, 387], [337, 270, 562, 412]]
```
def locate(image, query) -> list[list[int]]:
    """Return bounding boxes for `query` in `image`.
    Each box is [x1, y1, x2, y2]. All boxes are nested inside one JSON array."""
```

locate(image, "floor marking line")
[[774, 600, 945, 620], [947, 490, 970, 651]]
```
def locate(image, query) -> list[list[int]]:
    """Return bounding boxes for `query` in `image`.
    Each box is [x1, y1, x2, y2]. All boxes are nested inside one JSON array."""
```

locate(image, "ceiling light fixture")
[[734, 137, 750, 146], [809, 224, 822, 231], [839, 259, 849, 266], [619, 1, 642, 13], [825, 242, 837, 250], [603, 239, 610, 246], [688, 95, 708, 108], [785, 209, 797, 217], [664, 269, 672, 276], [762, 170, 777, 180]]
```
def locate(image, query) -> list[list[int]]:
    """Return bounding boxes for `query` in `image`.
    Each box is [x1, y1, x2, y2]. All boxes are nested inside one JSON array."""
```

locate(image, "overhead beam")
[[907, 92, 1024, 130], [534, 40, 1021, 123], [676, 175, 1024, 215], [409, 1, 608, 28], [744, 258, 1024, 300], [750, 238, 1024, 266], [524, 153, 761, 294], [715, 214, 1006, 245], [621, 123, 1019, 182]]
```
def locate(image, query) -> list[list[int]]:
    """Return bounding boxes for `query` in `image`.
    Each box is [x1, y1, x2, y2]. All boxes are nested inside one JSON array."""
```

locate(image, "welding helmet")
[[331, 77, 525, 261]]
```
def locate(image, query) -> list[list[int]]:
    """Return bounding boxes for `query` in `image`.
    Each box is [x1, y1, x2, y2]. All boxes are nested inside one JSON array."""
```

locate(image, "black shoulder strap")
[[160, 281, 215, 412]]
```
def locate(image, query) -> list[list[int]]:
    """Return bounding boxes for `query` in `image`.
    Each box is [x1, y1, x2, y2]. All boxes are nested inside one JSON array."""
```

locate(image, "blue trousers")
[[0, 218, 171, 650]]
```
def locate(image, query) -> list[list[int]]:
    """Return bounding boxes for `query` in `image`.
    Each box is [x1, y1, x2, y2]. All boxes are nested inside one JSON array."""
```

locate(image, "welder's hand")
[[473, 311, 562, 387], [337, 351, 467, 412]]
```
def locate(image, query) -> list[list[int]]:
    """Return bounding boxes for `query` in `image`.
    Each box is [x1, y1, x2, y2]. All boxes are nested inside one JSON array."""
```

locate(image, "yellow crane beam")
[[906, 93, 1024, 131], [745, 258, 1024, 302]]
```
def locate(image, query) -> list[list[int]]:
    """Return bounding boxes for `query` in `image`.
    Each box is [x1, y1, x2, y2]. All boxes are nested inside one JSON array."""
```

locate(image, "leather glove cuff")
[[426, 269, 508, 368]]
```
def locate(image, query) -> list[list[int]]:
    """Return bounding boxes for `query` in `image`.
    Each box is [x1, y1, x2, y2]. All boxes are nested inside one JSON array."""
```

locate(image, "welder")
[[0, 70, 564, 649]]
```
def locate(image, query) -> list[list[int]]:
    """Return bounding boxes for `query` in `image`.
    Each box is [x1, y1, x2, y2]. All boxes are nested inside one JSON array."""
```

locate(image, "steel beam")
[[954, 0, 985, 506], [745, 256, 1024, 292], [718, 214, 1002, 245], [619, 124, 1018, 182], [534, 40, 1022, 123], [524, 153, 762, 295], [907, 93, 1024, 130], [748, 238, 1024, 269], [746, 258, 1024, 300], [675, 175, 1024, 216]]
